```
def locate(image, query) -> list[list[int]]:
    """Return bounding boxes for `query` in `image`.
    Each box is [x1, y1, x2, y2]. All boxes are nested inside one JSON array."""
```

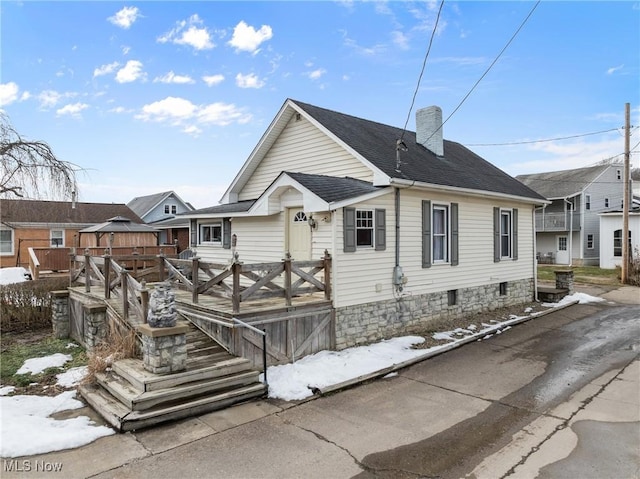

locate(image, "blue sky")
[[1, 1, 638, 209]]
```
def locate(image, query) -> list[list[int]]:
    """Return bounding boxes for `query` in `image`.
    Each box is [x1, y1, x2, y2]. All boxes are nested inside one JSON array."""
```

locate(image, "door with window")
[[556, 235, 569, 264], [287, 208, 311, 261]]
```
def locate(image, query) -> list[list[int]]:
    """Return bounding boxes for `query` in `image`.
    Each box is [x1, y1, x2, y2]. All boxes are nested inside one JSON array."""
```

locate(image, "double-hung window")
[[343, 208, 386, 252], [0, 229, 13, 255], [432, 205, 449, 263], [422, 201, 458, 267], [356, 210, 374, 248], [200, 223, 222, 244], [614, 229, 631, 257], [164, 204, 177, 214], [494, 207, 518, 262], [51, 229, 64, 247], [500, 210, 512, 258]]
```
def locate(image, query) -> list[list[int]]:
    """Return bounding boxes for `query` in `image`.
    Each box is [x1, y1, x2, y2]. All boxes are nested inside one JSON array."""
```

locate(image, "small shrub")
[[628, 249, 640, 286], [84, 324, 138, 384]]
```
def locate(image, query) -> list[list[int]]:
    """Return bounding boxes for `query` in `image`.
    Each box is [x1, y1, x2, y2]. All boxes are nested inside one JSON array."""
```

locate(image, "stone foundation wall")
[[84, 304, 108, 351], [335, 278, 534, 350]]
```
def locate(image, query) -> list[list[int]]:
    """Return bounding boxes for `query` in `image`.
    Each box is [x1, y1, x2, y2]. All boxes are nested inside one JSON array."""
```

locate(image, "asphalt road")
[[4, 289, 639, 479]]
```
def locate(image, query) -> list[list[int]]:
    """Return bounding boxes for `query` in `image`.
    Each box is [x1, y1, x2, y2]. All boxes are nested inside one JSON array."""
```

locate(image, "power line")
[[399, 0, 445, 143], [466, 127, 623, 146], [426, 0, 541, 144]]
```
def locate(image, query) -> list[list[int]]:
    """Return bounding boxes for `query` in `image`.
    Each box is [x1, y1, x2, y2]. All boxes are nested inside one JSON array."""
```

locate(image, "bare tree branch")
[[0, 112, 81, 200]]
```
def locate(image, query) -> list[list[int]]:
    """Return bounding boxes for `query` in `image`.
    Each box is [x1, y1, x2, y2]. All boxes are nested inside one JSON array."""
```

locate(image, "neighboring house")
[[183, 99, 547, 350], [0, 199, 145, 269], [599, 202, 640, 269], [517, 164, 629, 266], [127, 191, 194, 252]]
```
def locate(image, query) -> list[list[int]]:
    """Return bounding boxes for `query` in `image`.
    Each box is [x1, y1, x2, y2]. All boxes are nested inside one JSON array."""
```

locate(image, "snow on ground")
[[0, 291, 605, 457], [56, 366, 89, 388], [0, 267, 32, 285], [0, 391, 114, 457], [16, 353, 72, 375], [264, 292, 605, 401]]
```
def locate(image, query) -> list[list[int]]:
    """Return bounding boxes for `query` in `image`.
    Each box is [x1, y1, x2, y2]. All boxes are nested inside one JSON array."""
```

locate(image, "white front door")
[[287, 208, 311, 261], [556, 235, 569, 264]]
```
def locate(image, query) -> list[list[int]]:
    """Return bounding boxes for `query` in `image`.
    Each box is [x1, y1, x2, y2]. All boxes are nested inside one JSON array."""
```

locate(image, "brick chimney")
[[416, 106, 443, 157]]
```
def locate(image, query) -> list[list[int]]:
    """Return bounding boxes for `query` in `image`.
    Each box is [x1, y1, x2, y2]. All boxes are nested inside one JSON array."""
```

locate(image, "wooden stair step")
[[80, 382, 267, 432], [112, 356, 256, 392], [96, 370, 261, 411]]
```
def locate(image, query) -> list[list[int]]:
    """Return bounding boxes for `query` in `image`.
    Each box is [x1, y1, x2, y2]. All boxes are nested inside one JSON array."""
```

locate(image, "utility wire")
[[466, 127, 624, 146], [399, 0, 445, 143], [468, 126, 638, 147], [426, 0, 541, 144]]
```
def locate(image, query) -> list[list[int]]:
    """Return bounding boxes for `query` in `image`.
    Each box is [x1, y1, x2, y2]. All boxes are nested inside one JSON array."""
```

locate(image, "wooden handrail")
[[70, 250, 332, 316]]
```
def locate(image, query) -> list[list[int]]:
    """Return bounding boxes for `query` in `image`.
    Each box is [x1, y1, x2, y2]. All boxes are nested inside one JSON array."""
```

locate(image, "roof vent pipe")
[[416, 106, 444, 157]]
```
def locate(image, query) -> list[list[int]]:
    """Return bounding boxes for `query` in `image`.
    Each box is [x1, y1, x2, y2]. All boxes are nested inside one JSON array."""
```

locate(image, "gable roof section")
[[187, 200, 256, 217], [222, 99, 545, 205], [127, 191, 193, 219], [285, 172, 382, 203], [293, 101, 545, 201], [516, 165, 613, 199], [0, 199, 144, 226]]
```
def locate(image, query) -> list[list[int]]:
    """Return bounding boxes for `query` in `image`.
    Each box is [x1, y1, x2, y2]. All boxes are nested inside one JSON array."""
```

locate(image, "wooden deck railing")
[[70, 250, 332, 317]]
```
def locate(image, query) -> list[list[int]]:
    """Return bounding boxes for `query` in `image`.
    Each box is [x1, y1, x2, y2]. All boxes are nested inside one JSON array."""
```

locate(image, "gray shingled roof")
[[292, 100, 546, 201], [285, 172, 382, 203], [80, 216, 158, 233], [127, 191, 173, 218], [516, 165, 611, 199], [0, 199, 144, 225], [190, 200, 256, 215]]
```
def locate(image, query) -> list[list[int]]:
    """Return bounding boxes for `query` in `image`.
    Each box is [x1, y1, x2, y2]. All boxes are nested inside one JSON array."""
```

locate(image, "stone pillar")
[[147, 281, 177, 328], [84, 303, 108, 351], [51, 290, 70, 339], [138, 322, 189, 374], [555, 270, 574, 294]]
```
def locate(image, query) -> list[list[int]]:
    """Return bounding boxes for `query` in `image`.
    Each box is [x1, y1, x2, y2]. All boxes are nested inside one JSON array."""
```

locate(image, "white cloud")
[[137, 97, 197, 123], [153, 71, 195, 84], [235, 73, 265, 89], [93, 61, 120, 78], [198, 102, 252, 125], [122, 46, 131, 55], [202, 74, 225, 86], [606, 64, 624, 75], [56, 103, 89, 118], [182, 124, 202, 136], [38, 90, 63, 108], [109, 106, 130, 114], [306, 68, 327, 80], [108, 6, 140, 29], [391, 31, 410, 50], [228, 21, 273, 54], [0, 82, 20, 106], [136, 96, 252, 129], [20, 91, 31, 101], [158, 14, 214, 51], [115, 60, 146, 83]]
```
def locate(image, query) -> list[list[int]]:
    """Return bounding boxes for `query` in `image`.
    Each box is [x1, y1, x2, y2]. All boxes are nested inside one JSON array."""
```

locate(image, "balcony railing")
[[534, 212, 581, 232]]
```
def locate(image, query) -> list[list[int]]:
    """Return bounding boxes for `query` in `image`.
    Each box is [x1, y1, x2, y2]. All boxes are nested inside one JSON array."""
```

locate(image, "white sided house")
[[599, 210, 640, 269], [185, 99, 547, 350]]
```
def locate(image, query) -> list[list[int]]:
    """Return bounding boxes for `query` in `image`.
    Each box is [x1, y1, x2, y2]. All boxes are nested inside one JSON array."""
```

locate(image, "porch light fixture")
[[308, 215, 317, 230]]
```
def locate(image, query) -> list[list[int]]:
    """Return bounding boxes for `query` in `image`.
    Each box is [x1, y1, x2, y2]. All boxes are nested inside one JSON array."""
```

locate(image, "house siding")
[[238, 116, 373, 201], [143, 194, 192, 223], [580, 167, 626, 265], [330, 188, 535, 349], [332, 189, 535, 308], [599, 213, 640, 269], [0, 227, 83, 268]]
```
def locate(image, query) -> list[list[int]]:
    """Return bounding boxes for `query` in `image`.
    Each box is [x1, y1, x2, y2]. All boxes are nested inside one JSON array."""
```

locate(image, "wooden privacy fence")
[[179, 305, 334, 368], [30, 245, 177, 280]]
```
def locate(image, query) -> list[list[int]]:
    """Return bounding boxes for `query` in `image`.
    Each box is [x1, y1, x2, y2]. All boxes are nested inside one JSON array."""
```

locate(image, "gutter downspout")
[[393, 187, 403, 292], [533, 207, 541, 301]]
